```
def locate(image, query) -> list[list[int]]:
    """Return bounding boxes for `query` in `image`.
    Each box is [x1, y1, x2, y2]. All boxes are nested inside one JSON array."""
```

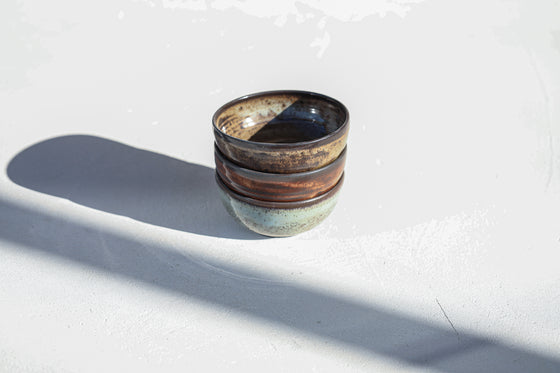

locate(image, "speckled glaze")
[[216, 172, 344, 237], [215, 144, 346, 202], [213, 90, 349, 173]]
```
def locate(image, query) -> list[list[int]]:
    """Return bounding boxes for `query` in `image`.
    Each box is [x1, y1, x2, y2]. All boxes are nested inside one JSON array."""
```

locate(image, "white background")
[[1, 0, 560, 371]]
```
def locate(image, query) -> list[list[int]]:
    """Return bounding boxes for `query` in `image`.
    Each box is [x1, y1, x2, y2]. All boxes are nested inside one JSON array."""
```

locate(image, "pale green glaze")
[[217, 181, 342, 237]]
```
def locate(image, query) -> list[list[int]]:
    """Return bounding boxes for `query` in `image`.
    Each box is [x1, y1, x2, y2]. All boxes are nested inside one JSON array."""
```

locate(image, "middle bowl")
[[215, 145, 346, 202]]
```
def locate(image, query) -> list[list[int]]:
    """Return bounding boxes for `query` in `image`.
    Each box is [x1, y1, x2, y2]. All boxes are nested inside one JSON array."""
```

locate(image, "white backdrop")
[[1, 0, 560, 371]]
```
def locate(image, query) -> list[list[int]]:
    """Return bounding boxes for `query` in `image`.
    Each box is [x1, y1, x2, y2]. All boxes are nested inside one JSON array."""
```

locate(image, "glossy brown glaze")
[[216, 172, 345, 210], [213, 90, 349, 173], [215, 144, 346, 202]]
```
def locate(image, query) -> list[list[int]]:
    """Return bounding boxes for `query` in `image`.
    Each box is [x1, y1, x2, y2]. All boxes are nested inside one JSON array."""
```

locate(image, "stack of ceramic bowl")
[[212, 90, 349, 237]]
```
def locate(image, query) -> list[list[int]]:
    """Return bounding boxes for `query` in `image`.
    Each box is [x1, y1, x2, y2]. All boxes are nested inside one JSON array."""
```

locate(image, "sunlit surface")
[[1, 0, 560, 371]]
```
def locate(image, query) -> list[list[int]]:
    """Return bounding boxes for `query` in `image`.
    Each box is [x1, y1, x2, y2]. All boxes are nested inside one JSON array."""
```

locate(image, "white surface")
[[1, 0, 560, 371]]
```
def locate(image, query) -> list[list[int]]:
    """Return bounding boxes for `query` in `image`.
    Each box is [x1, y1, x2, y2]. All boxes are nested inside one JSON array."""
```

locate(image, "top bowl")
[[213, 90, 349, 173]]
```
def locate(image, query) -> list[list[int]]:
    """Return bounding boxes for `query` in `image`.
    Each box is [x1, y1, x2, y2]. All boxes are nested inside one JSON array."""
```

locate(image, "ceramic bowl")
[[213, 90, 349, 173], [214, 144, 346, 202], [216, 172, 344, 237]]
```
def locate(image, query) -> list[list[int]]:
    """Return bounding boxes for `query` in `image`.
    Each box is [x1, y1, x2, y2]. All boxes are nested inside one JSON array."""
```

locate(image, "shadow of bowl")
[[7, 134, 263, 240]]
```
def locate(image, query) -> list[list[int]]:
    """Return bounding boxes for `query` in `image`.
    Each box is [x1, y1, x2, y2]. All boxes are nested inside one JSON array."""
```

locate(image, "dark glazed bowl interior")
[[213, 91, 349, 146]]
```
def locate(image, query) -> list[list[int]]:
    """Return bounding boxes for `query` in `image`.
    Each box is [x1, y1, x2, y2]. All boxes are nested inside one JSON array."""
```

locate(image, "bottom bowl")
[[216, 172, 344, 237]]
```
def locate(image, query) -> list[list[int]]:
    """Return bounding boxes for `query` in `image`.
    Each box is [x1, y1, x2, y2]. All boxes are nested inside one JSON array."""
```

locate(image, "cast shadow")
[[7, 134, 261, 239], [1, 197, 560, 372]]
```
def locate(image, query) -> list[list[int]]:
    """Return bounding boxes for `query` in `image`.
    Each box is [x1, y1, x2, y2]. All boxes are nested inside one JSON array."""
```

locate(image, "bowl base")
[[217, 184, 340, 237]]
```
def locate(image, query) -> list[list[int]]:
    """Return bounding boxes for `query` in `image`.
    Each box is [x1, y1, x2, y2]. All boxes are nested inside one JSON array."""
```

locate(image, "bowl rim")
[[214, 143, 347, 178], [212, 90, 350, 148], [216, 171, 345, 209]]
